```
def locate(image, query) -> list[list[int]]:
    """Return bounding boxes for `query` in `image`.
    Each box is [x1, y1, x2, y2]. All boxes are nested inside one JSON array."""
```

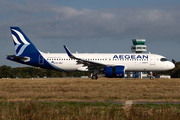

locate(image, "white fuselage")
[[41, 52, 175, 72]]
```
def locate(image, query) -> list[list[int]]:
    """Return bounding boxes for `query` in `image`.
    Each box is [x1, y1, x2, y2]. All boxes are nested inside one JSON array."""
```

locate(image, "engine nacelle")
[[104, 66, 125, 78]]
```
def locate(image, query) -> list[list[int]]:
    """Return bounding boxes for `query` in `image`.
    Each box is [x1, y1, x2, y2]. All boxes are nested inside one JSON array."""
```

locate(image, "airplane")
[[7, 27, 175, 79]]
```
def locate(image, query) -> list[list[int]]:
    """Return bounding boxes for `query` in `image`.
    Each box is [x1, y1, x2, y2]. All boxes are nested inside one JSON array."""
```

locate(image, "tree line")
[[0, 61, 180, 78], [0, 65, 90, 78]]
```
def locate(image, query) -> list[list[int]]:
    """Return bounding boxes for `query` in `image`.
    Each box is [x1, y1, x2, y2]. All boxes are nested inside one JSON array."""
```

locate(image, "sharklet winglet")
[[63, 45, 74, 58]]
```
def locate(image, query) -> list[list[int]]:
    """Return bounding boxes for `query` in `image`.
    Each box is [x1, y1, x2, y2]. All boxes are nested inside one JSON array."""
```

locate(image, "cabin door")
[[150, 56, 155, 65], [39, 55, 44, 65]]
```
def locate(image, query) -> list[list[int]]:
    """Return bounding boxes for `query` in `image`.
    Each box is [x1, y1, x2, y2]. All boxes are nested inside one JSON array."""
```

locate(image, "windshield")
[[160, 58, 168, 62]]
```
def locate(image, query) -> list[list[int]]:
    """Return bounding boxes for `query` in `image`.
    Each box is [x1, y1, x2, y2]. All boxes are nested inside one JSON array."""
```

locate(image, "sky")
[[1, 0, 180, 67]]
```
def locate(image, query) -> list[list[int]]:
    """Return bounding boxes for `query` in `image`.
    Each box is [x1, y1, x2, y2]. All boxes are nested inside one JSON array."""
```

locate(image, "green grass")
[[0, 101, 180, 120], [133, 103, 180, 109]]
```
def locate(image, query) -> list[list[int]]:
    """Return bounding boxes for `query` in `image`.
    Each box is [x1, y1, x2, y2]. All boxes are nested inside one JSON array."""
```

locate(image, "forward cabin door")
[[150, 55, 155, 65]]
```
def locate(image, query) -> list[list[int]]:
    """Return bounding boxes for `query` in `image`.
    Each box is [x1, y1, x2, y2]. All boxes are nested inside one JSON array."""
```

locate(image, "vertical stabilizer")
[[8, 27, 61, 70], [10, 27, 39, 56]]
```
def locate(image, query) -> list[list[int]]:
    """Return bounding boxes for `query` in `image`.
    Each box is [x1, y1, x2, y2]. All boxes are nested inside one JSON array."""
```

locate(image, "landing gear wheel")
[[92, 75, 98, 79], [149, 72, 155, 80]]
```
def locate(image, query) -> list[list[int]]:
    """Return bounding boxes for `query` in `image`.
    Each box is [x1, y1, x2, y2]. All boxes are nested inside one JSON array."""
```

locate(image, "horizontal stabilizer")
[[7, 55, 30, 62]]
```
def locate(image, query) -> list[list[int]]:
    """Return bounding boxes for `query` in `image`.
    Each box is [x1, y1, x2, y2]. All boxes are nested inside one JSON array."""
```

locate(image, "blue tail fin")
[[8, 27, 60, 70], [10, 27, 39, 56]]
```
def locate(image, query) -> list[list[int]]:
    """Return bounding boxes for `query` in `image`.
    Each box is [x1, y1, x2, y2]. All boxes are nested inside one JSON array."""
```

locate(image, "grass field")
[[0, 78, 180, 101], [0, 101, 180, 120], [1, 78, 180, 119]]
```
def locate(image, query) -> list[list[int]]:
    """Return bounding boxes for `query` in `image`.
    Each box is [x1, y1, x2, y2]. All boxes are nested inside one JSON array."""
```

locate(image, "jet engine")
[[104, 66, 125, 78]]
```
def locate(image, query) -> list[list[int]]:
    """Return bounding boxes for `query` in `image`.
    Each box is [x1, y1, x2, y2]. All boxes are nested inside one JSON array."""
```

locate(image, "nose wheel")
[[149, 72, 155, 79]]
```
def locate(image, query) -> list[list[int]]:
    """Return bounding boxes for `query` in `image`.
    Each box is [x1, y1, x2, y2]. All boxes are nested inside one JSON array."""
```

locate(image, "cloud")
[[0, 1, 180, 42]]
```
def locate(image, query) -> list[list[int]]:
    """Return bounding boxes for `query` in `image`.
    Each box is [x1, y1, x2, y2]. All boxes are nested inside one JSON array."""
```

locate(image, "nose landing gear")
[[149, 72, 155, 79]]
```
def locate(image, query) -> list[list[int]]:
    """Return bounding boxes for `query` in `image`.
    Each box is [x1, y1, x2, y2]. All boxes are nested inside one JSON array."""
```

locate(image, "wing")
[[64, 45, 127, 79], [63, 45, 108, 69]]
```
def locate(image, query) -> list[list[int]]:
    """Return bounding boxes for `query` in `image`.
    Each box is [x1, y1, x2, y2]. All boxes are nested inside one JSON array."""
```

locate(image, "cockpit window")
[[160, 58, 167, 61]]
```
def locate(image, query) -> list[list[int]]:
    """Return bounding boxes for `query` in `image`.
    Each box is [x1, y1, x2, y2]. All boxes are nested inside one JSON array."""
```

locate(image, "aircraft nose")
[[169, 62, 175, 69]]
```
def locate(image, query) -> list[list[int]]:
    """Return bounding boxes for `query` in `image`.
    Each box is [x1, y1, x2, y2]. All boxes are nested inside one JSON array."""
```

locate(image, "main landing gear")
[[91, 69, 99, 79], [92, 74, 98, 79]]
